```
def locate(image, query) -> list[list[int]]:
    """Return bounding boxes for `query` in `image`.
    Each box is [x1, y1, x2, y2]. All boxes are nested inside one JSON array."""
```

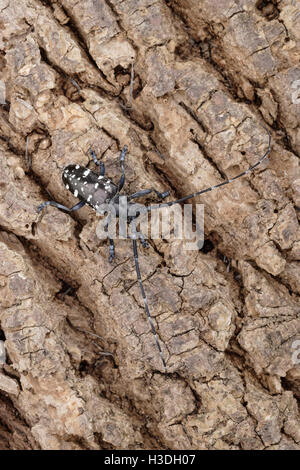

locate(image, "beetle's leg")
[[89, 149, 105, 176], [127, 231, 149, 248], [108, 238, 115, 262], [128, 188, 170, 201], [118, 145, 128, 192], [99, 162, 105, 176], [37, 200, 85, 213], [128, 220, 149, 248], [104, 214, 115, 262], [134, 231, 149, 248], [127, 213, 149, 248]]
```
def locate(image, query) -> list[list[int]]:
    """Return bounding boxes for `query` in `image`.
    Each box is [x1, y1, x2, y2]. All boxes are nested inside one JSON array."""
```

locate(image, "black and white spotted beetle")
[[37, 129, 271, 372]]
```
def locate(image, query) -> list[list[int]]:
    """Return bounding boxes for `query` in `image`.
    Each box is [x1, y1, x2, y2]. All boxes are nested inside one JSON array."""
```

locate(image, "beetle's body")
[[38, 131, 271, 373], [62, 164, 118, 210]]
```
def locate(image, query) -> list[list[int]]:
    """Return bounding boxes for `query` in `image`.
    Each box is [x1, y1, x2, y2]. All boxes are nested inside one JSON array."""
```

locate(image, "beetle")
[[37, 129, 271, 372]]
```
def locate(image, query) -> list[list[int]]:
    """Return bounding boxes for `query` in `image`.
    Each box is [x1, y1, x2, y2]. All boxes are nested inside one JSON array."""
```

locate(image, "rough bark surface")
[[0, 0, 299, 450]]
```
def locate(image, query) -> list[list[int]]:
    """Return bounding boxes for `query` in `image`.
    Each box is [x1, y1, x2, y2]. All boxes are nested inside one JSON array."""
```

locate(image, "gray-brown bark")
[[0, 0, 299, 450]]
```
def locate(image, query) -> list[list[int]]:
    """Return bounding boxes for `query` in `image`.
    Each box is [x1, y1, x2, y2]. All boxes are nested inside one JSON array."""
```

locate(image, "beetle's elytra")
[[62, 164, 118, 209]]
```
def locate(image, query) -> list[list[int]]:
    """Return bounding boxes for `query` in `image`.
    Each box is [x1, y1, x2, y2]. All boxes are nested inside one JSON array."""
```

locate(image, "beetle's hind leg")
[[89, 149, 105, 176], [128, 219, 149, 248], [37, 200, 85, 213], [108, 238, 115, 263], [104, 214, 116, 263], [133, 231, 149, 248]]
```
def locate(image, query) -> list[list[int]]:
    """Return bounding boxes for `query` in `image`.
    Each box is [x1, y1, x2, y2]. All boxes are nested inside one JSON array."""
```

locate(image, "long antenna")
[[132, 238, 167, 372], [147, 128, 271, 211], [134, 128, 271, 372]]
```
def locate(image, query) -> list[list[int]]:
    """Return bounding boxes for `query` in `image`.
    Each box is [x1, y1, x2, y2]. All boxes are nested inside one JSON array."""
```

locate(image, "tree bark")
[[0, 0, 299, 450]]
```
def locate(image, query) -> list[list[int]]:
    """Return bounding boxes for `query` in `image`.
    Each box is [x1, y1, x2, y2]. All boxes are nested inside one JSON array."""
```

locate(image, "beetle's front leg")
[[118, 145, 128, 192]]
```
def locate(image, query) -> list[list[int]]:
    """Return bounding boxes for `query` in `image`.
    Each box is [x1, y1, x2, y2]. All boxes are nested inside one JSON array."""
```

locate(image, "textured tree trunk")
[[0, 0, 299, 450]]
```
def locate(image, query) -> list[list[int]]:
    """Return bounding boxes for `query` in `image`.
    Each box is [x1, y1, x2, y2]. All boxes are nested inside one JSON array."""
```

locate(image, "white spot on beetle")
[[95, 183, 99, 188], [98, 176, 103, 179], [87, 195, 92, 202], [75, 165, 80, 169], [74, 189, 78, 197], [83, 169, 90, 177], [66, 184, 69, 190]]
